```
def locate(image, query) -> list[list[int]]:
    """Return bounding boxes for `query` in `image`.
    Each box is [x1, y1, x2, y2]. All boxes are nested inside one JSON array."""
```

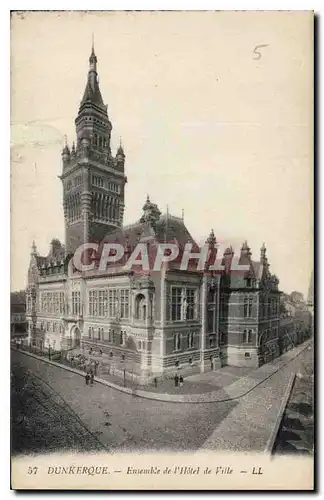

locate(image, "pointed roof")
[[80, 45, 104, 108], [116, 139, 125, 157], [81, 79, 104, 108]]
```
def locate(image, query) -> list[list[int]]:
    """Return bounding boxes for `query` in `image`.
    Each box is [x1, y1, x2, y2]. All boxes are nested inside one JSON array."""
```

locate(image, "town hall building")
[[26, 45, 281, 384]]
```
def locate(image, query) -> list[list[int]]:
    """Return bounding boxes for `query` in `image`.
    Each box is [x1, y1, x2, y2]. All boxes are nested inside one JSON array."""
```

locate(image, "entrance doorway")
[[71, 326, 81, 348]]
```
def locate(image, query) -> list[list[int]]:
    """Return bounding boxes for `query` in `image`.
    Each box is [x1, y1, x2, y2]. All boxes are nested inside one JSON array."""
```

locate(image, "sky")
[[11, 11, 313, 297]]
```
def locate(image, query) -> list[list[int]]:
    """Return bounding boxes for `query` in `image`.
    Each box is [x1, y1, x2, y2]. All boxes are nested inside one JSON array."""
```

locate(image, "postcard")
[[10, 10, 314, 490]]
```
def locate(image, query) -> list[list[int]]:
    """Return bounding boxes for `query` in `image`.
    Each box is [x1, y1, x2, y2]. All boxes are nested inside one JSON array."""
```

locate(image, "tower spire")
[[79, 41, 103, 108]]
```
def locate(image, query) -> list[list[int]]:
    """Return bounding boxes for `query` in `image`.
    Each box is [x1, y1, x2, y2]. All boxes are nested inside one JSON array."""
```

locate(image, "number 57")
[[27, 466, 38, 475]]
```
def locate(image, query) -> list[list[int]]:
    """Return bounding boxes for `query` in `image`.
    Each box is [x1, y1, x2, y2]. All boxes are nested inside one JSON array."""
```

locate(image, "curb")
[[12, 340, 311, 404], [265, 372, 296, 454]]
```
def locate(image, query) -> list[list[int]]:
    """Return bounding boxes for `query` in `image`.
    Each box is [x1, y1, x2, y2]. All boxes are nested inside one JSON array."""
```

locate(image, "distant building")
[[279, 292, 312, 352], [290, 291, 305, 304], [11, 291, 27, 340]]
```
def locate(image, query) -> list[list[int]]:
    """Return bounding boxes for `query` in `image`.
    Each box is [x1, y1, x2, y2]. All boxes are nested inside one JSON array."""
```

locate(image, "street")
[[11, 350, 236, 454], [11, 342, 313, 455]]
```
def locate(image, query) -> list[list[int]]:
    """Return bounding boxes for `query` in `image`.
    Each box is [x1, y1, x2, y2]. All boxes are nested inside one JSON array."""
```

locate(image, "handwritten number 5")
[[253, 44, 269, 60]]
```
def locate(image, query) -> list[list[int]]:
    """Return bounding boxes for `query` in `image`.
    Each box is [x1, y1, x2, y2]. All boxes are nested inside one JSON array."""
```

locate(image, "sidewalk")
[[12, 339, 311, 404], [200, 342, 313, 452]]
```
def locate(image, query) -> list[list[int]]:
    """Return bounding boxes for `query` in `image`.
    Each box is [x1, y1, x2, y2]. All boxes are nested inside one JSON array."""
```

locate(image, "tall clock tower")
[[60, 44, 127, 254]]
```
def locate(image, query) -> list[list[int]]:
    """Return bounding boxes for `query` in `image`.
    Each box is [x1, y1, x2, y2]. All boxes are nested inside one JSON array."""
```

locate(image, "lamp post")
[[121, 353, 126, 387]]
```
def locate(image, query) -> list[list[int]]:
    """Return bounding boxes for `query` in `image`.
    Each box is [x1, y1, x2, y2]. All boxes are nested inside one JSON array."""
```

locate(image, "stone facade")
[[26, 45, 286, 384]]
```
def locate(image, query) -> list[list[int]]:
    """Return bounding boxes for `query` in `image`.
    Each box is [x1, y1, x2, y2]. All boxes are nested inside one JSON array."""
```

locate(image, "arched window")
[[135, 294, 146, 320]]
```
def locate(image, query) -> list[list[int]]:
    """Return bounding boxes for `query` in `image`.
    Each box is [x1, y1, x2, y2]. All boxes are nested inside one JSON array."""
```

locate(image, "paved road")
[[11, 350, 236, 454], [11, 360, 106, 455], [11, 343, 313, 455]]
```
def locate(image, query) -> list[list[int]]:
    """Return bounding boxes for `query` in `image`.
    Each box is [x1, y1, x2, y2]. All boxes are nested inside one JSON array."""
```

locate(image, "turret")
[[62, 140, 70, 165], [240, 240, 251, 259], [31, 240, 37, 257], [260, 242, 267, 263], [140, 195, 161, 225], [206, 228, 217, 248], [116, 140, 125, 167]]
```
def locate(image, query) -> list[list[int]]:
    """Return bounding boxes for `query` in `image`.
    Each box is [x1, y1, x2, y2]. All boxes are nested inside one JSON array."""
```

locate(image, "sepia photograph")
[[10, 10, 314, 490]]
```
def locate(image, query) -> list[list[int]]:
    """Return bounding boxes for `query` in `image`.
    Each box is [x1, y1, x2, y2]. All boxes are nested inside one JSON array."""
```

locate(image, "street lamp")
[[121, 353, 126, 387]]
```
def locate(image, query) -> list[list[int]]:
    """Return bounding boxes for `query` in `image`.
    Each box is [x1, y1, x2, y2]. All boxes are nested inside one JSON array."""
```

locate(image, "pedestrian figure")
[[90, 371, 94, 385], [94, 360, 99, 376], [154, 377, 157, 388], [179, 375, 184, 387], [99, 349, 103, 356], [85, 373, 90, 385], [174, 373, 179, 387]]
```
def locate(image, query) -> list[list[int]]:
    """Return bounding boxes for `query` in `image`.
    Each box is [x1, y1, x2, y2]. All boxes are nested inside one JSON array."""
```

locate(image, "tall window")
[[243, 329, 252, 343], [72, 291, 81, 316], [186, 289, 196, 320], [207, 308, 214, 333], [120, 290, 130, 319], [88, 290, 99, 316], [108, 289, 117, 317], [171, 287, 182, 321], [173, 333, 181, 351], [49, 293, 53, 313], [89, 290, 94, 316], [187, 332, 194, 349], [244, 297, 253, 318], [59, 292, 64, 314], [53, 294, 59, 314], [98, 290, 105, 317]]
